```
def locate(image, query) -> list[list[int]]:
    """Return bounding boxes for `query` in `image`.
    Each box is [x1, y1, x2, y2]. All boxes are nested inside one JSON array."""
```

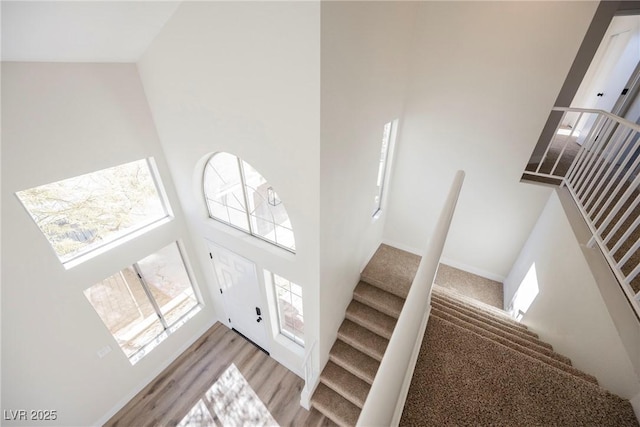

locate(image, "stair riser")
[[319, 378, 365, 408], [338, 319, 389, 359], [431, 294, 536, 338], [432, 287, 523, 326], [330, 353, 374, 385], [431, 301, 552, 352], [319, 362, 370, 408], [345, 313, 393, 340], [431, 312, 598, 385], [337, 331, 385, 362], [353, 294, 401, 319], [359, 276, 408, 299], [329, 341, 379, 385], [311, 403, 350, 427], [311, 384, 360, 427], [345, 300, 396, 340], [353, 281, 404, 319], [432, 291, 527, 331], [432, 309, 570, 365]]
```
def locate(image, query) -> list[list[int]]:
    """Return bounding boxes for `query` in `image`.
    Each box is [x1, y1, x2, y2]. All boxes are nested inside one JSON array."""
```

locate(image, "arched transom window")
[[204, 152, 296, 252]]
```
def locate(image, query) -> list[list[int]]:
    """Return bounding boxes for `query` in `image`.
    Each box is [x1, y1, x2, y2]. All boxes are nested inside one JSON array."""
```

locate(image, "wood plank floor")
[[106, 322, 335, 426]]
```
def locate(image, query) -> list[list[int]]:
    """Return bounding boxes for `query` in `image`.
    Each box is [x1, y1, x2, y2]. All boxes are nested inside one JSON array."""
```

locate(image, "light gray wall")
[[319, 1, 418, 366], [1, 63, 216, 426], [383, 1, 599, 281], [504, 190, 640, 408]]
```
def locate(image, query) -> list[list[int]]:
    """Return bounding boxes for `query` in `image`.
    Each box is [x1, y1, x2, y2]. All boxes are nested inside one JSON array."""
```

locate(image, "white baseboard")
[[631, 391, 640, 423], [94, 317, 218, 426], [390, 304, 431, 427], [381, 238, 421, 256], [381, 240, 506, 283], [440, 257, 506, 283]]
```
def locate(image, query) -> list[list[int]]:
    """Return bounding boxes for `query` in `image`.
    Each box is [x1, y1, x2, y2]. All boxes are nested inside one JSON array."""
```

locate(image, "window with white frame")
[[84, 242, 200, 364], [203, 152, 296, 252], [373, 121, 394, 217], [271, 273, 304, 346], [16, 158, 170, 267]]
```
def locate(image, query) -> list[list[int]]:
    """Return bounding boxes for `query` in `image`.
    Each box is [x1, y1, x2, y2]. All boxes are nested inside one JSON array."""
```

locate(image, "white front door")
[[208, 242, 270, 353]]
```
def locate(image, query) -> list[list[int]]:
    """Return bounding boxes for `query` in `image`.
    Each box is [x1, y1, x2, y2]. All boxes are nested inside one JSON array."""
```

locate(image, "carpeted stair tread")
[[320, 361, 370, 408], [431, 307, 572, 368], [311, 383, 360, 427], [360, 244, 421, 299], [431, 292, 537, 338], [433, 284, 525, 328], [345, 300, 396, 339], [353, 281, 404, 319], [305, 408, 339, 427], [433, 284, 521, 322], [431, 310, 598, 385], [329, 340, 379, 385], [431, 300, 555, 354], [401, 315, 638, 426], [337, 319, 388, 361]]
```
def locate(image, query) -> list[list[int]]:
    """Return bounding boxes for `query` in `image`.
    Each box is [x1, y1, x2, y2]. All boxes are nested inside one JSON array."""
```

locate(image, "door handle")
[[256, 307, 261, 316], [257, 317, 263, 323]]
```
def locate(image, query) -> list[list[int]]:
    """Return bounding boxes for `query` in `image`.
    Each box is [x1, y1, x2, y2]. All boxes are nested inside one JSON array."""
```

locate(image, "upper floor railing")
[[357, 170, 465, 426], [523, 107, 640, 319]]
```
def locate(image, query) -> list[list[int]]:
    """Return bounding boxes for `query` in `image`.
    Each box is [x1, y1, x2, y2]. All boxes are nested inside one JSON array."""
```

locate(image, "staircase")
[[310, 244, 638, 426], [310, 244, 420, 426], [401, 284, 639, 426]]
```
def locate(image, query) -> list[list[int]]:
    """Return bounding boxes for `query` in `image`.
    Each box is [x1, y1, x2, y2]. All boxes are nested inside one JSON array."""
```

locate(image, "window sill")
[[63, 216, 173, 270], [274, 333, 305, 358]]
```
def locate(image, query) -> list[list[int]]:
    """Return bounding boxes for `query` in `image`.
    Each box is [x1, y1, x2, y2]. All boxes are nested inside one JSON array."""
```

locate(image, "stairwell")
[[311, 243, 638, 426], [402, 284, 639, 426], [310, 244, 420, 426]]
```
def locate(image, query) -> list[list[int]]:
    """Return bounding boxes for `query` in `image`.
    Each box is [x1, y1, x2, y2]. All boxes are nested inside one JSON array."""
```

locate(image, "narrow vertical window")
[[271, 273, 304, 346], [84, 242, 200, 364], [373, 121, 394, 217]]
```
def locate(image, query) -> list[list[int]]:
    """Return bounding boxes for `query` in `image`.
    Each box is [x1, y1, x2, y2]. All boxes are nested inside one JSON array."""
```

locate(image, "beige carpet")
[[401, 290, 639, 427], [525, 132, 582, 179], [314, 244, 638, 426], [523, 131, 640, 294], [434, 264, 504, 309], [311, 244, 420, 426]]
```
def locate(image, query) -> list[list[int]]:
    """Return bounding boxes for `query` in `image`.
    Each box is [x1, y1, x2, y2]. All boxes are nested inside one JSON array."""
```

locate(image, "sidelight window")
[[271, 273, 304, 346]]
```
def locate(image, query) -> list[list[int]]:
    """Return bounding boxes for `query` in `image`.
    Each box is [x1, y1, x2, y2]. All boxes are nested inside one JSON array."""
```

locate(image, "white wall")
[[1, 63, 216, 426], [571, 15, 640, 113], [319, 1, 418, 366], [384, 1, 598, 281], [137, 2, 320, 378], [504, 190, 640, 405]]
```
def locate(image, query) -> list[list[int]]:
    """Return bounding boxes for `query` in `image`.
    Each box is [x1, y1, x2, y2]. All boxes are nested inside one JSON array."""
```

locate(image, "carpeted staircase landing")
[[401, 285, 639, 426], [310, 244, 420, 426]]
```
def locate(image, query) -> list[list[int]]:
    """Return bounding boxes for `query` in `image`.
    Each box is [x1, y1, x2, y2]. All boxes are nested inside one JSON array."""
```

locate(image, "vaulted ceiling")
[[1, 1, 181, 62]]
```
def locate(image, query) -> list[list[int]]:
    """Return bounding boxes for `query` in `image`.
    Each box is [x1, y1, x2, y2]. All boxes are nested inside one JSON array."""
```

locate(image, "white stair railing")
[[525, 107, 640, 319], [357, 170, 465, 427]]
